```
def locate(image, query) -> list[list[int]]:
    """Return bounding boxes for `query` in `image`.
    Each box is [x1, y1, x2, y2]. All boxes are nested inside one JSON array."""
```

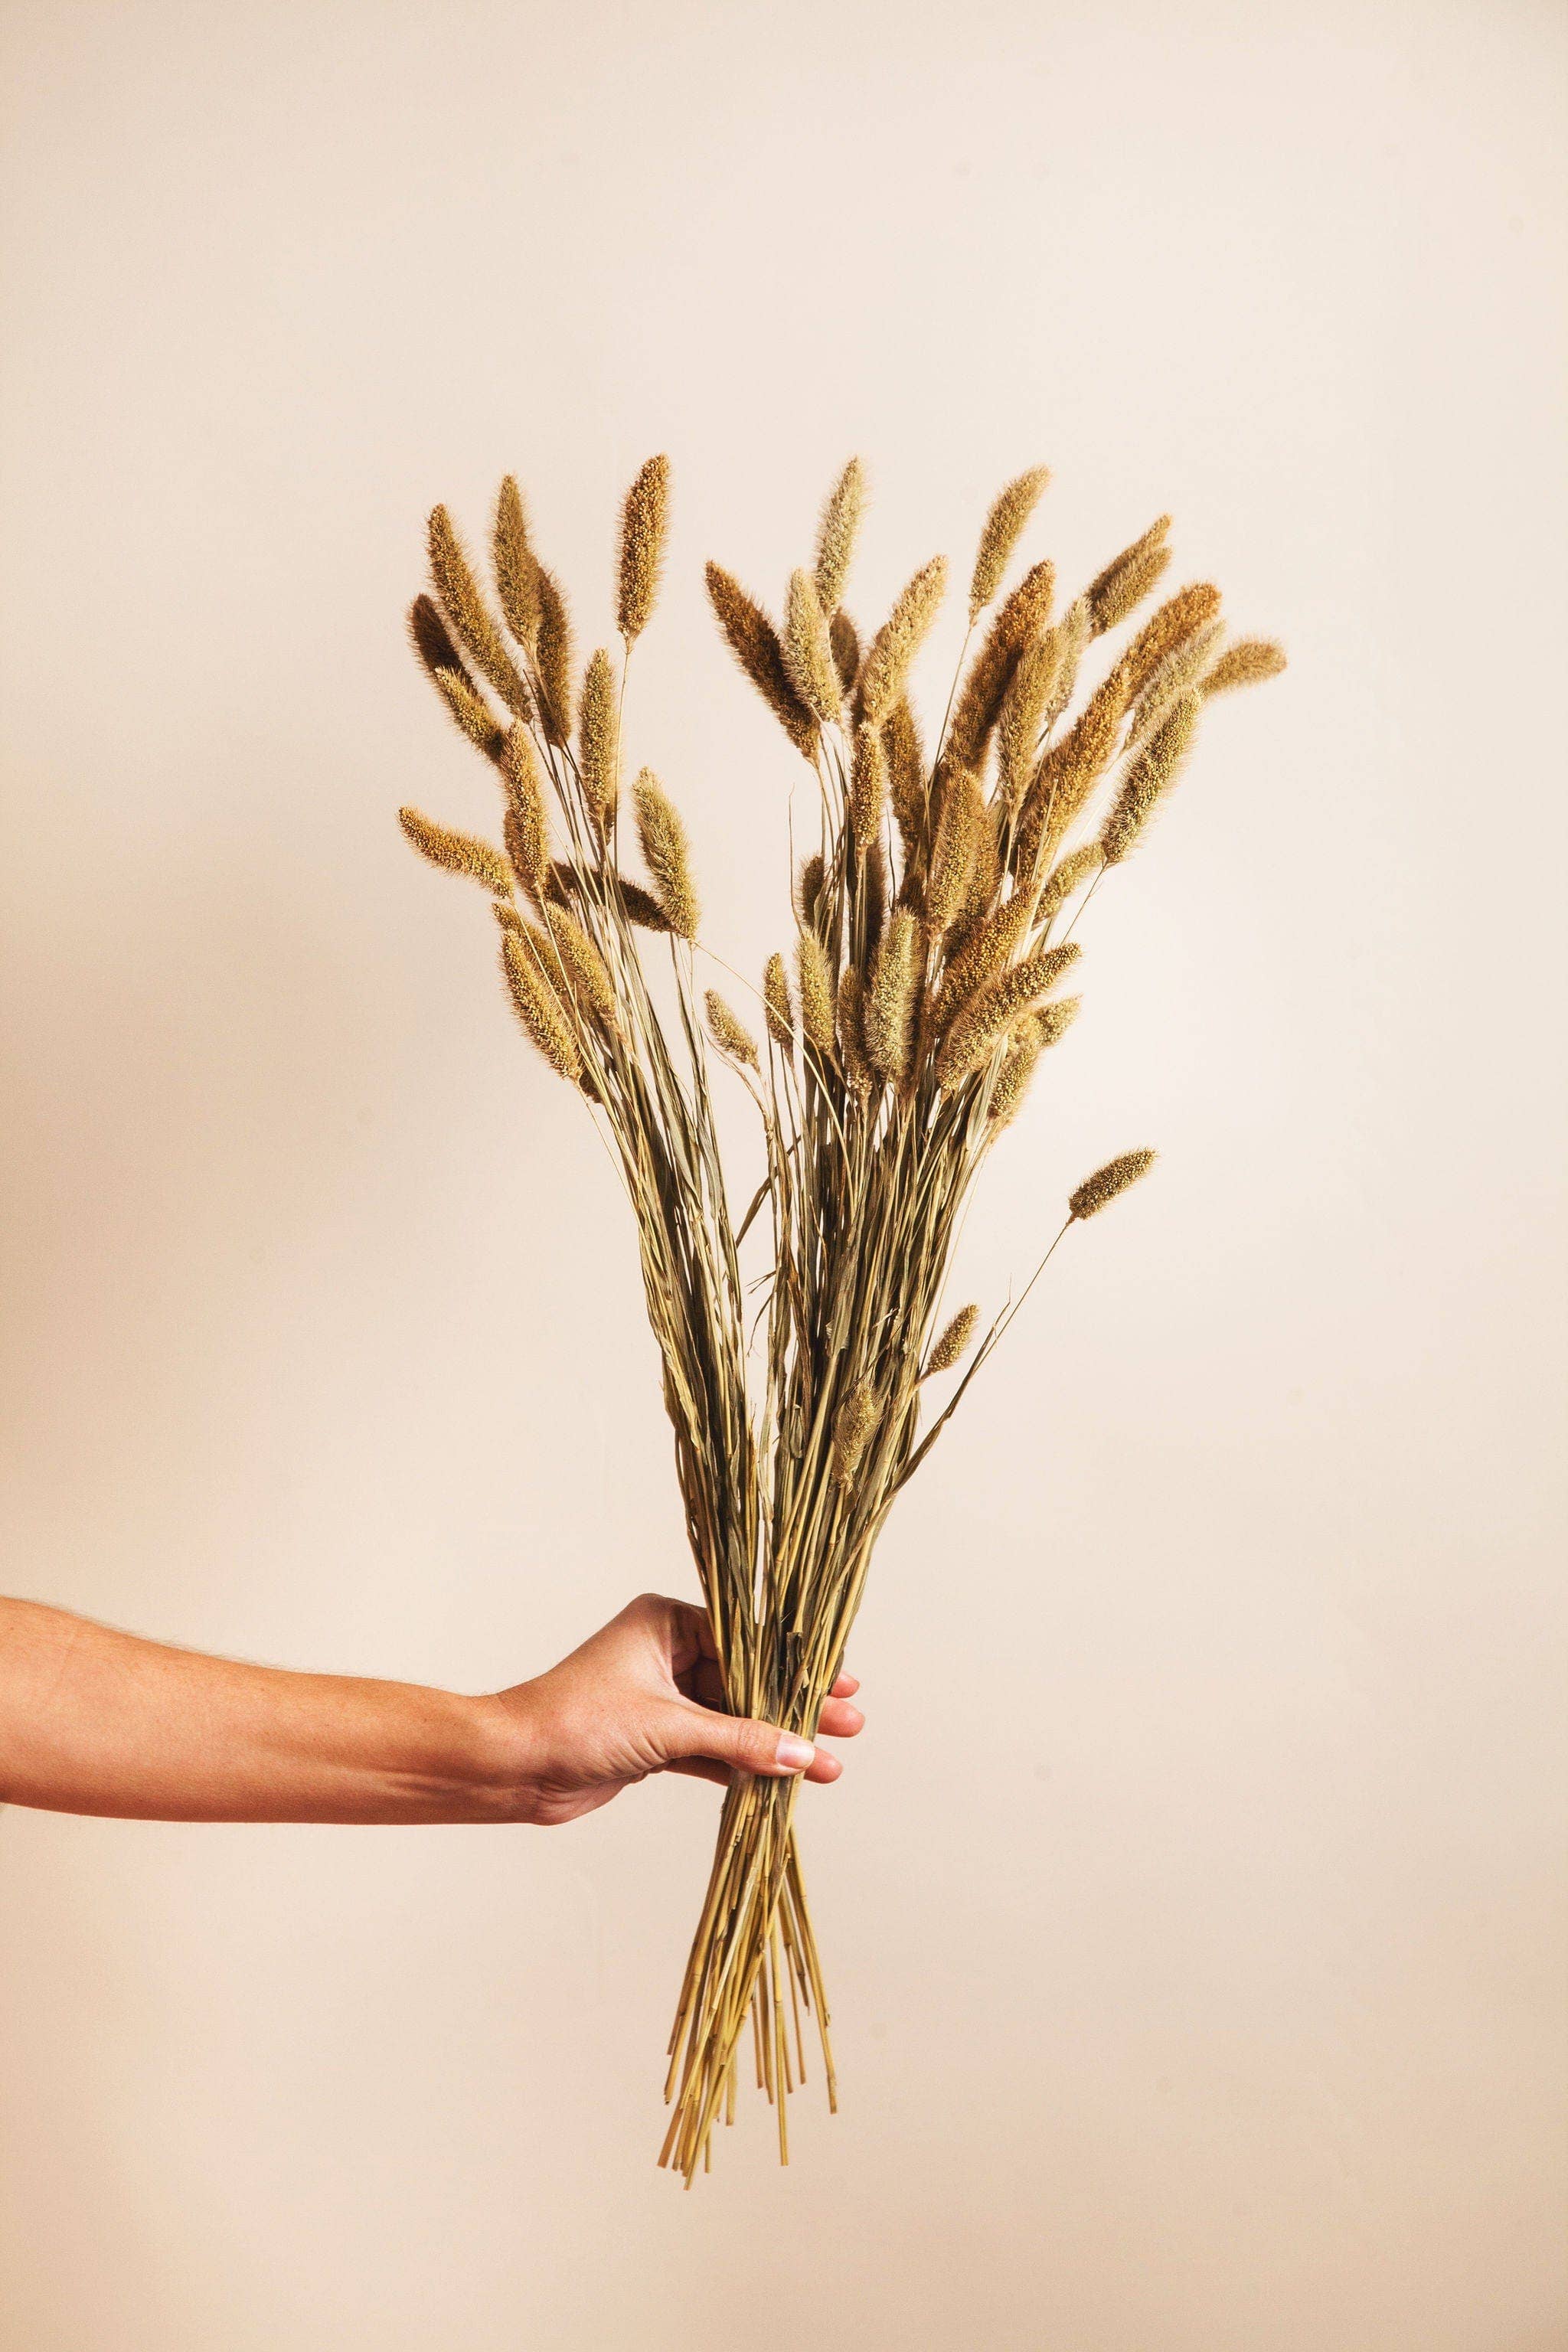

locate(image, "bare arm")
[[0, 1594, 861, 1826]]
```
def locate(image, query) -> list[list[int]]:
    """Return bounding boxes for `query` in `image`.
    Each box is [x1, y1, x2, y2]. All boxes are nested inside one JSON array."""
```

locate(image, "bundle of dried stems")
[[398, 454, 1283, 2181]]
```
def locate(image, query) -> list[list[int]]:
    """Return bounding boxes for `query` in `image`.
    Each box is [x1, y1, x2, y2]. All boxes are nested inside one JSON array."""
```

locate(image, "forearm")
[[0, 1599, 524, 1824]]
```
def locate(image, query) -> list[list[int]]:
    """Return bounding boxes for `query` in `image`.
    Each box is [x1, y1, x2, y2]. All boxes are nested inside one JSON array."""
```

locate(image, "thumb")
[[659, 1702, 815, 1779]]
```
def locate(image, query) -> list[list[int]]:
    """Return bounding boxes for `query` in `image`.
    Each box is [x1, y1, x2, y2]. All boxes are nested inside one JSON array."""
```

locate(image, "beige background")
[[2, 2, 1565, 2346]]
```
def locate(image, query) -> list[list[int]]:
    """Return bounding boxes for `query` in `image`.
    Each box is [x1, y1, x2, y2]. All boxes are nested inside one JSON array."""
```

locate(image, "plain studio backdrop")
[[2, 2, 1564, 2347]]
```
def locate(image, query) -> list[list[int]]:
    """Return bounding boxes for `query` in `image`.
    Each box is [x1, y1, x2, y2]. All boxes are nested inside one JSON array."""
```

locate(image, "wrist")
[[447, 1683, 545, 1824]]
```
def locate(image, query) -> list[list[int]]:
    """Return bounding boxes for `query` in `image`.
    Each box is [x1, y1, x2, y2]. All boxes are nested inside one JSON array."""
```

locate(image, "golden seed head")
[[398, 805, 514, 897], [1129, 619, 1225, 745], [631, 769, 699, 940], [500, 725, 550, 900], [835, 965, 874, 1094], [969, 466, 1050, 621], [533, 564, 576, 746], [615, 876, 675, 933], [1016, 665, 1131, 875], [1085, 516, 1173, 635], [987, 1020, 1046, 1132], [1203, 638, 1288, 696], [851, 721, 888, 848], [1033, 991, 1081, 1049], [858, 556, 948, 728], [946, 557, 1055, 768], [492, 477, 542, 652], [704, 987, 760, 1070], [763, 951, 795, 1050], [578, 647, 621, 834], [784, 567, 844, 726], [924, 1302, 979, 1375], [544, 903, 617, 1027], [814, 457, 867, 615], [500, 928, 584, 1084], [1037, 842, 1102, 920], [935, 890, 1032, 1030], [427, 505, 532, 720], [704, 561, 818, 756], [795, 851, 826, 933], [1069, 1148, 1157, 1220], [995, 635, 1063, 808], [883, 698, 926, 858], [1117, 583, 1223, 698], [924, 765, 983, 934], [831, 1380, 877, 1485], [936, 940, 1081, 1084], [796, 929, 836, 1054], [616, 452, 670, 644], [408, 592, 464, 682], [864, 907, 919, 1080], [1099, 692, 1200, 865], [432, 665, 506, 759], [830, 608, 861, 697]]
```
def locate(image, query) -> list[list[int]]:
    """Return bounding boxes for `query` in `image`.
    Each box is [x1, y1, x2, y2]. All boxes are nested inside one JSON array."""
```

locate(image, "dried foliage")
[[398, 453, 1282, 2181]]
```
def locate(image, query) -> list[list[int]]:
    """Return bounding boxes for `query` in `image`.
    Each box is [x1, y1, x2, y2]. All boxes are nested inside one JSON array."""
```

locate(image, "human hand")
[[482, 1592, 864, 1828]]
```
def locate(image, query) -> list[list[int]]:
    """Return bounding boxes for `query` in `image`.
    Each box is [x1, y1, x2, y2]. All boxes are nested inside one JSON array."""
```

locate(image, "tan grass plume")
[[617, 454, 671, 645], [969, 466, 1050, 620]]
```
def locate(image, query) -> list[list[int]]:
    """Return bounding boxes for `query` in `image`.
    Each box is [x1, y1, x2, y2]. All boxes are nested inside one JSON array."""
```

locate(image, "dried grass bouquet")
[[397, 455, 1282, 2180]]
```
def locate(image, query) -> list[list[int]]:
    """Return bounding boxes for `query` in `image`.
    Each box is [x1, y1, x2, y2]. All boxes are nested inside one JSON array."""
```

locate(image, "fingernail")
[[774, 1734, 815, 1772]]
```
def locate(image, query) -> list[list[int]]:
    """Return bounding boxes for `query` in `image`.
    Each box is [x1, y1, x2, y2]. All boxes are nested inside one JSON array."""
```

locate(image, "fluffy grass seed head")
[[501, 927, 584, 1085], [858, 556, 948, 728], [830, 609, 861, 697], [936, 940, 1081, 1084], [1037, 841, 1102, 920], [763, 952, 795, 1051], [795, 851, 826, 934], [615, 876, 675, 933], [1129, 619, 1224, 746], [947, 557, 1056, 767], [814, 457, 867, 616], [501, 726, 550, 900], [632, 769, 699, 939], [796, 929, 836, 1054], [831, 1379, 877, 1485], [534, 565, 576, 746], [1099, 692, 1200, 865], [995, 635, 1061, 811], [836, 967, 874, 1095], [850, 721, 888, 849], [987, 1019, 1046, 1132], [1069, 1147, 1157, 1220], [924, 1302, 979, 1375], [1086, 515, 1173, 635], [1117, 583, 1223, 699], [784, 568, 844, 727], [544, 903, 617, 1027], [883, 698, 926, 858], [616, 453, 670, 645], [704, 988, 760, 1071], [427, 505, 532, 721], [934, 889, 1032, 1029], [704, 562, 818, 756], [969, 466, 1050, 621], [863, 907, 919, 1080], [492, 477, 542, 652], [1203, 638, 1288, 696], [578, 648, 621, 834], [399, 805, 513, 897], [924, 765, 983, 934], [1034, 991, 1082, 1049]]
